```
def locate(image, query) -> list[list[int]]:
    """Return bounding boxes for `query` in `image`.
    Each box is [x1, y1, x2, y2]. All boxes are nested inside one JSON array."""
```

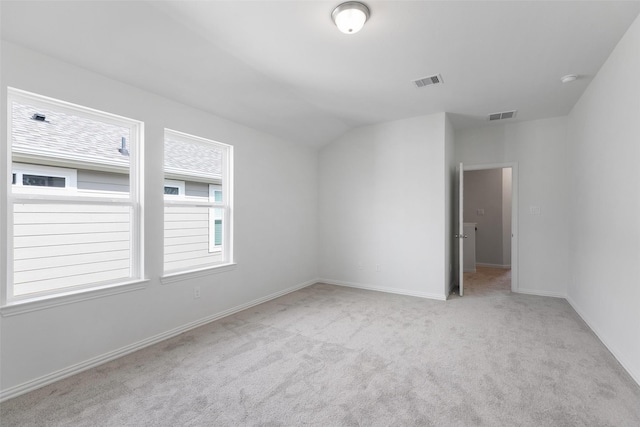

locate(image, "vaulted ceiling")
[[2, 1, 639, 147]]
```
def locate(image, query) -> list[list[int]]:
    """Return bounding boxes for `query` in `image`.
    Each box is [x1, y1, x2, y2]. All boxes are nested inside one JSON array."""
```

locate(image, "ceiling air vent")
[[413, 74, 443, 88], [489, 110, 517, 121]]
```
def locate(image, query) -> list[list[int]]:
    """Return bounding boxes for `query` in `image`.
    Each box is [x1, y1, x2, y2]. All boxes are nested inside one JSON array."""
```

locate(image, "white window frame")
[[163, 128, 233, 277], [3, 87, 145, 307], [163, 179, 185, 198], [12, 162, 77, 195]]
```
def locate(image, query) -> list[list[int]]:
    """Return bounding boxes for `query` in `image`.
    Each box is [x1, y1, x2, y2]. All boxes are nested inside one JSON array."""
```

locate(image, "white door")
[[456, 163, 465, 296]]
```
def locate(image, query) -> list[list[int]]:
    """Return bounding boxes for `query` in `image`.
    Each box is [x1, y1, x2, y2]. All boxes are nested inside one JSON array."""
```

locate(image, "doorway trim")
[[463, 162, 518, 292]]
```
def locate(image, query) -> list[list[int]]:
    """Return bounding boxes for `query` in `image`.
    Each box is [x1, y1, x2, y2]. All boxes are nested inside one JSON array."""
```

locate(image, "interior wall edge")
[[512, 289, 566, 299], [318, 278, 448, 302], [566, 296, 640, 387]]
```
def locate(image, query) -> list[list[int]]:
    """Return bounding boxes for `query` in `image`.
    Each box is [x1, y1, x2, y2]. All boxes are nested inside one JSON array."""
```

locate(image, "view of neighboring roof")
[[11, 100, 222, 180], [164, 133, 222, 181], [12, 101, 130, 168]]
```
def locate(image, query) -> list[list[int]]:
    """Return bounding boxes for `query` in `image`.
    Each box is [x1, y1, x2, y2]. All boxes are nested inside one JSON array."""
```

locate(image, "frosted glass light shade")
[[332, 2, 370, 34]]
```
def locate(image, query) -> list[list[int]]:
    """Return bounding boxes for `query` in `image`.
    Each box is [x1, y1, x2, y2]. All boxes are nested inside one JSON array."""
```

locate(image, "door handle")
[[454, 235, 468, 239]]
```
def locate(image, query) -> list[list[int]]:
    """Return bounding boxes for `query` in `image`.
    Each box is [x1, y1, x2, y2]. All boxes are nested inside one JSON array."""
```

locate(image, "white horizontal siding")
[[164, 241, 209, 255], [14, 249, 129, 271], [164, 220, 208, 231], [15, 259, 129, 283], [165, 250, 221, 263], [163, 212, 208, 222], [15, 204, 128, 213], [164, 256, 222, 273], [164, 234, 208, 246], [15, 269, 131, 296], [15, 221, 129, 236], [15, 231, 130, 248], [14, 212, 130, 224], [13, 203, 131, 296], [164, 205, 222, 273], [14, 240, 130, 259]]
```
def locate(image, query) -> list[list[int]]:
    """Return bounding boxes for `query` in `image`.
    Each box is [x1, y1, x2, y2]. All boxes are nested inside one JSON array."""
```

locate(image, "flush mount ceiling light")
[[561, 74, 578, 83], [332, 2, 370, 34]]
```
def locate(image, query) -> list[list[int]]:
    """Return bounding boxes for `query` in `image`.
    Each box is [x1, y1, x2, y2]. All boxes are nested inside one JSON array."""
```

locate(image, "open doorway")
[[461, 165, 516, 297]]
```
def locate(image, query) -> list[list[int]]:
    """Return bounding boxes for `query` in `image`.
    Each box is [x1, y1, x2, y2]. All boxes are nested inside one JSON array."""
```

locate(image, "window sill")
[[0, 279, 149, 317], [161, 263, 236, 285]]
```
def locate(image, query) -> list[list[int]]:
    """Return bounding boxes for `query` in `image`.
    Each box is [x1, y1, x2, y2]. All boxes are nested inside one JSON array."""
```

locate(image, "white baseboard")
[[566, 296, 640, 387], [0, 278, 318, 403], [513, 288, 566, 298], [318, 278, 447, 301], [475, 263, 511, 269]]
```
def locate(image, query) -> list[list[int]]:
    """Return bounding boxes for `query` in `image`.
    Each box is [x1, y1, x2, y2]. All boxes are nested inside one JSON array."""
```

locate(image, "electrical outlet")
[[194, 286, 201, 299], [357, 262, 363, 270], [376, 264, 381, 272]]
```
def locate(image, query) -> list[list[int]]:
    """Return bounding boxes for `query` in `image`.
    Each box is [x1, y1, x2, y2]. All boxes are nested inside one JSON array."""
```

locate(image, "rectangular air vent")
[[413, 74, 443, 88], [489, 110, 517, 121]]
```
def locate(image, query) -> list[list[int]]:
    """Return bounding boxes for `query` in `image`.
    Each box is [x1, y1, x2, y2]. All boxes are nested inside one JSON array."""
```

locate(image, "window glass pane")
[[12, 100, 131, 194], [214, 218, 222, 246], [8, 89, 142, 303], [164, 130, 230, 273], [164, 205, 223, 271], [23, 174, 65, 187], [164, 134, 222, 180], [13, 203, 132, 297], [164, 186, 179, 195]]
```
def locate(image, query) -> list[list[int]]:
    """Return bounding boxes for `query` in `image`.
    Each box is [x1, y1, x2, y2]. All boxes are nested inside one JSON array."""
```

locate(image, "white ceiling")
[[2, 1, 639, 147]]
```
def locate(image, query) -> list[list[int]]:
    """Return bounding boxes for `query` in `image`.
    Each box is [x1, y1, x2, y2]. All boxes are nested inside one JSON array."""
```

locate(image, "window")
[[5, 88, 143, 304], [164, 179, 185, 197], [209, 184, 223, 252], [163, 129, 233, 275], [12, 163, 77, 193]]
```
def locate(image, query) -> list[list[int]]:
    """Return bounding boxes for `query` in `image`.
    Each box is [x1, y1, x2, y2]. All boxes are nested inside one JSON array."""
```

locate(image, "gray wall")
[[464, 168, 511, 267]]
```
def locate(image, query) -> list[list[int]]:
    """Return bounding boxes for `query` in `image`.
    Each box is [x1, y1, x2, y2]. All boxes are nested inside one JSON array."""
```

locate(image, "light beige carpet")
[[461, 266, 512, 297], [1, 278, 639, 426]]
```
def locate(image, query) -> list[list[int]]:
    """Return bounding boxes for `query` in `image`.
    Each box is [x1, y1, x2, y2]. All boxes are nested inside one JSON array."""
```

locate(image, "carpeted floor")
[[461, 266, 512, 297], [1, 275, 639, 426]]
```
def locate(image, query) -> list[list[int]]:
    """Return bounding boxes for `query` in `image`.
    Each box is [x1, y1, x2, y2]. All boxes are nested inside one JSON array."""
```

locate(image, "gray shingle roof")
[[12, 101, 131, 167], [12, 101, 221, 179], [164, 133, 222, 180]]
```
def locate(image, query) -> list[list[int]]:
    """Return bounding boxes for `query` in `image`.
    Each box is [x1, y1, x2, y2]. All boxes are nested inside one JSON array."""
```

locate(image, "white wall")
[[455, 117, 569, 297], [0, 42, 318, 396], [502, 168, 512, 266], [318, 113, 448, 300], [566, 14, 640, 384], [444, 115, 455, 296]]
